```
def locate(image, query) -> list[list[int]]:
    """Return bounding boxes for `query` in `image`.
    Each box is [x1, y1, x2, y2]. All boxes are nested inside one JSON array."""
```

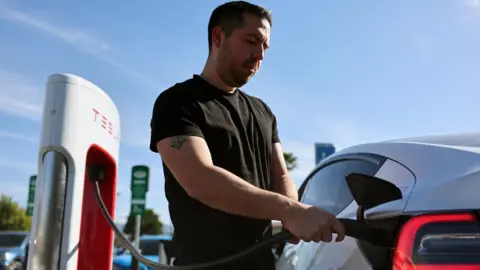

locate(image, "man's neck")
[[200, 62, 236, 94]]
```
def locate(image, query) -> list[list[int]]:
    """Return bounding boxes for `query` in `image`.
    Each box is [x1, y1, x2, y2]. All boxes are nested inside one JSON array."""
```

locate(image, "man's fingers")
[[289, 237, 300, 244], [312, 229, 324, 243], [321, 227, 333, 243], [331, 218, 346, 242]]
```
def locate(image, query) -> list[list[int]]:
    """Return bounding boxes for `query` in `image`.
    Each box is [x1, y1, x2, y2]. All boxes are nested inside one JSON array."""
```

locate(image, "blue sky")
[[1, 0, 480, 226]]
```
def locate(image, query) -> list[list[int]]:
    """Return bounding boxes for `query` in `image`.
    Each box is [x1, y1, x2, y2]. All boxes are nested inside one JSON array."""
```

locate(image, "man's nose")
[[252, 46, 265, 61]]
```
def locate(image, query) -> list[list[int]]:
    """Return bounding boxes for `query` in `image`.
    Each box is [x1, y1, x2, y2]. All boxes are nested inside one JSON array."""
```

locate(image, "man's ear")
[[211, 26, 224, 50]]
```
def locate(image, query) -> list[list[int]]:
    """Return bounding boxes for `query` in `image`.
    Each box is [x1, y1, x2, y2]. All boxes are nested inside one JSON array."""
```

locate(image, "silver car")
[[276, 133, 480, 270]]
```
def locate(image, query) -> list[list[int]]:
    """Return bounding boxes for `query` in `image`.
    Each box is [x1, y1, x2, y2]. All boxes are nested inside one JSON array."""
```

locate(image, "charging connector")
[[87, 164, 106, 183]]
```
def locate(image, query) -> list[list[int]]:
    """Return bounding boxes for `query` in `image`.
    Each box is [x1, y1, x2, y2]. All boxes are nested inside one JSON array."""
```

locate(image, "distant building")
[[314, 143, 335, 165]]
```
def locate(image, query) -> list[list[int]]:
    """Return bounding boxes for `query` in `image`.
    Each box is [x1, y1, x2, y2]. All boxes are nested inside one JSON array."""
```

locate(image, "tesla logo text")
[[92, 108, 119, 141]]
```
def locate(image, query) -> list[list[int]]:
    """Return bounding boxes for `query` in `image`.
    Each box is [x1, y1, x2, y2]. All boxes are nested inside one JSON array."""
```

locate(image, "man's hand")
[[281, 203, 346, 243], [288, 236, 301, 244]]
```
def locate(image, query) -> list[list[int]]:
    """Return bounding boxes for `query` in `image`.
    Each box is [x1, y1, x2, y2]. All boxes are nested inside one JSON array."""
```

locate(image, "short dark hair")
[[207, 1, 272, 53]]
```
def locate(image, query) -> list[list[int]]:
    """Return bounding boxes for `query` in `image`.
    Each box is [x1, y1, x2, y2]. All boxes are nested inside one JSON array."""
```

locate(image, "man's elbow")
[[175, 166, 217, 201], [182, 178, 207, 200]]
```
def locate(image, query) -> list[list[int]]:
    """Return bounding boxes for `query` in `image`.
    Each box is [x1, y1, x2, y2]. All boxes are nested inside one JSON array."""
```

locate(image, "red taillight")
[[393, 213, 480, 270]]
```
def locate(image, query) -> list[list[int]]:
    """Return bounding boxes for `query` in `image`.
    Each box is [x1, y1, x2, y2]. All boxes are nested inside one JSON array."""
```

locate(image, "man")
[[149, 1, 345, 269]]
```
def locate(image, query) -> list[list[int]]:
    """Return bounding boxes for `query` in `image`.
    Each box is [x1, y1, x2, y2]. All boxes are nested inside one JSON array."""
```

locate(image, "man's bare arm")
[[270, 143, 299, 201], [156, 135, 300, 221]]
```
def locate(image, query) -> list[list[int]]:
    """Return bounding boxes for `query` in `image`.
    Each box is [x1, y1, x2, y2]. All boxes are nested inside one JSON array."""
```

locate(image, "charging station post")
[[27, 74, 120, 270]]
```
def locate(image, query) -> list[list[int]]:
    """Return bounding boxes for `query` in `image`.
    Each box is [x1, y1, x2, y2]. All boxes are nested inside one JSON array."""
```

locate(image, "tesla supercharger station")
[[27, 73, 120, 270]]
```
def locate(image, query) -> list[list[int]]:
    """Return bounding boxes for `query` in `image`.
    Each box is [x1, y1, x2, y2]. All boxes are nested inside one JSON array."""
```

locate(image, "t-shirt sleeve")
[[258, 98, 281, 144], [272, 114, 281, 144], [149, 92, 204, 153]]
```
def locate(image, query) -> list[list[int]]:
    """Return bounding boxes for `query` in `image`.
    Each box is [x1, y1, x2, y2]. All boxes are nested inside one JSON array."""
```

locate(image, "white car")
[[275, 133, 480, 270]]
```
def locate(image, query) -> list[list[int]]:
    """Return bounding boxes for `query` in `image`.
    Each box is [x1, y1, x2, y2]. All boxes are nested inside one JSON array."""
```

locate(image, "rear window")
[[301, 159, 380, 216]]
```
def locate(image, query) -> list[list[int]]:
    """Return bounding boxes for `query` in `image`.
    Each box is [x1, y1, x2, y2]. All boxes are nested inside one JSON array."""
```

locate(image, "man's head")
[[207, 1, 272, 88]]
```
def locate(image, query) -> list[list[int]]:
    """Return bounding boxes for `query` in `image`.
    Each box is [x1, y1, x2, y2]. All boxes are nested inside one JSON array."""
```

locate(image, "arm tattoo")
[[170, 136, 188, 149]]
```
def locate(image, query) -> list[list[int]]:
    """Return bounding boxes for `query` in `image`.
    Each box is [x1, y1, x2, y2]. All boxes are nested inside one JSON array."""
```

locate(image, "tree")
[[0, 194, 32, 231], [283, 152, 298, 171], [123, 209, 163, 236]]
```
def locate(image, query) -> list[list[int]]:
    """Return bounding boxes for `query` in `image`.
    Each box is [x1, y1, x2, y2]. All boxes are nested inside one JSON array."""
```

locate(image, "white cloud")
[[0, 8, 110, 52], [0, 130, 38, 143], [0, 6, 160, 90], [0, 157, 37, 172], [0, 70, 44, 121]]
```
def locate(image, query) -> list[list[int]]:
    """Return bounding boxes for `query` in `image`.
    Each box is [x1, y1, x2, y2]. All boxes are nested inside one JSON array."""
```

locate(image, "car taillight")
[[393, 212, 480, 270]]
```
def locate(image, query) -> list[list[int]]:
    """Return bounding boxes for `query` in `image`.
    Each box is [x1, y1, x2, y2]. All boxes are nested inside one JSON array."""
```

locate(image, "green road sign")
[[130, 165, 149, 216], [26, 175, 37, 216], [131, 204, 145, 216]]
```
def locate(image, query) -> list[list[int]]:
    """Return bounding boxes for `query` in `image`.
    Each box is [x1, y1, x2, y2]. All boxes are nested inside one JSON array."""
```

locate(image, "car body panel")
[[331, 133, 480, 212], [276, 133, 480, 270]]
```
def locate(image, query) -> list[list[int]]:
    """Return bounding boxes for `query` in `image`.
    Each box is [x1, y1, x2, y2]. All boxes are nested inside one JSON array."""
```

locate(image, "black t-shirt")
[[149, 75, 280, 269]]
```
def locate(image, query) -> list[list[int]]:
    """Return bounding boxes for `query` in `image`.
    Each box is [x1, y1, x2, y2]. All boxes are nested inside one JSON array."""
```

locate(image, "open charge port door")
[[341, 173, 404, 248], [344, 173, 414, 269]]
